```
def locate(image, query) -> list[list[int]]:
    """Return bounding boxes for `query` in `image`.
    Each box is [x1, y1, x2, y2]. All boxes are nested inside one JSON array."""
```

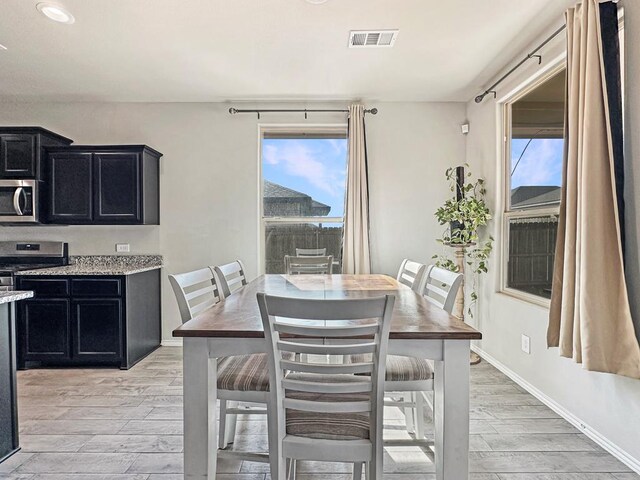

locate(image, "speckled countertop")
[[0, 291, 34, 305], [15, 255, 163, 276]]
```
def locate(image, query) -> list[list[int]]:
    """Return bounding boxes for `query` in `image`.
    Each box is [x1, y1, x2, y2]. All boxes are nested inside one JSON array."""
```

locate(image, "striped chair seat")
[[217, 354, 271, 392], [349, 354, 433, 382], [286, 410, 370, 440], [217, 353, 296, 392], [286, 373, 371, 440]]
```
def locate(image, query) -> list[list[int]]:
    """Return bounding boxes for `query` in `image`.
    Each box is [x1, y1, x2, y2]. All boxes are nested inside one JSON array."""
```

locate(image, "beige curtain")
[[548, 0, 640, 378], [342, 104, 371, 274]]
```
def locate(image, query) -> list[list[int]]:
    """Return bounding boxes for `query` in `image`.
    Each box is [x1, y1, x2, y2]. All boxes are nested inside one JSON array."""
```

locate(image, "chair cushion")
[[217, 354, 271, 392], [349, 354, 433, 382], [285, 373, 371, 440], [217, 353, 295, 392], [286, 409, 370, 440]]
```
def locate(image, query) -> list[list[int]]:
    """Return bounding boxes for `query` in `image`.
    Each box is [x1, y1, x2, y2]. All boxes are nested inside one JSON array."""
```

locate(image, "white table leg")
[[434, 340, 470, 480], [184, 338, 218, 479]]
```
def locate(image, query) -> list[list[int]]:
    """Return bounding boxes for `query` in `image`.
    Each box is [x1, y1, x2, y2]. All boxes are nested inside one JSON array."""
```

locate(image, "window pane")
[[507, 215, 558, 299], [264, 222, 343, 274], [262, 137, 347, 218], [510, 70, 565, 210]]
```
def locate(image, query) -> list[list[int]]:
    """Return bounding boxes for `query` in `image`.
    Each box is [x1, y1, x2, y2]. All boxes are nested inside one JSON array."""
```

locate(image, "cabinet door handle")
[[13, 187, 24, 216]]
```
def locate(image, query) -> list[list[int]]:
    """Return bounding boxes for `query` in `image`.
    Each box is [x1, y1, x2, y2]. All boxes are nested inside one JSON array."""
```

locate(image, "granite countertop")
[[0, 291, 34, 305], [16, 255, 163, 276]]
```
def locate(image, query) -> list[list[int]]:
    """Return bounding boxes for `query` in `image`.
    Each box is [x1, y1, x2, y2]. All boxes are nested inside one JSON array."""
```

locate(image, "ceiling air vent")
[[349, 30, 398, 48]]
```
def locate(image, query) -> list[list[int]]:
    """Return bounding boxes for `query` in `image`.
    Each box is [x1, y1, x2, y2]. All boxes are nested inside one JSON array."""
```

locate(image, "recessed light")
[[305, 0, 329, 4], [36, 3, 75, 24], [0, 44, 7, 51]]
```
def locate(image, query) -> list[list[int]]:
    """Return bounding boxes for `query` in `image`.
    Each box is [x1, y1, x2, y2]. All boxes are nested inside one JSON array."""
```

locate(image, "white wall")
[[465, 2, 640, 467], [0, 101, 466, 343]]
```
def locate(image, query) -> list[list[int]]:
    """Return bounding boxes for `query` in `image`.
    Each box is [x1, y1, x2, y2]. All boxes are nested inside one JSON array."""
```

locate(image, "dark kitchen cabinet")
[[16, 269, 161, 369], [20, 299, 71, 361], [0, 302, 20, 463], [0, 127, 73, 179], [48, 151, 93, 222], [73, 298, 122, 361], [44, 145, 161, 225]]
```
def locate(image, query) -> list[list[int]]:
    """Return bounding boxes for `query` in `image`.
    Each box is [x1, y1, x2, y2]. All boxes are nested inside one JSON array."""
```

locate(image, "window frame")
[[500, 64, 565, 307], [257, 123, 348, 275]]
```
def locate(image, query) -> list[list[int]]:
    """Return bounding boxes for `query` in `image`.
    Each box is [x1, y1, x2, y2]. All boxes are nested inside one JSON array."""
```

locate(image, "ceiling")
[[0, 0, 574, 103]]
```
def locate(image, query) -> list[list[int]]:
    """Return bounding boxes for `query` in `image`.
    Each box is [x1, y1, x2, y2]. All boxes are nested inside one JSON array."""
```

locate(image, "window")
[[260, 127, 347, 274], [503, 69, 565, 301]]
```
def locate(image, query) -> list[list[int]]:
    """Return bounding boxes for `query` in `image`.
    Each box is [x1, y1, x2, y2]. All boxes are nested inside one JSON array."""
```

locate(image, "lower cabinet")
[[21, 298, 70, 361], [73, 298, 122, 361], [16, 270, 160, 369]]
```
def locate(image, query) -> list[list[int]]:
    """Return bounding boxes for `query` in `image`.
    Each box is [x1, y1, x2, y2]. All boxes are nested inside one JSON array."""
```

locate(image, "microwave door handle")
[[13, 187, 24, 216]]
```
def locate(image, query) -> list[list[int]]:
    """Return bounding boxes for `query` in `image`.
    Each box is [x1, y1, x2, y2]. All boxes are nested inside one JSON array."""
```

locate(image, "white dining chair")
[[396, 258, 430, 292], [295, 247, 327, 256], [351, 262, 462, 445], [168, 267, 272, 467], [284, 255, 333, 275], [214, 259, 248, 297], [258, 293, 395, 480], [390, 265, 463, 443]]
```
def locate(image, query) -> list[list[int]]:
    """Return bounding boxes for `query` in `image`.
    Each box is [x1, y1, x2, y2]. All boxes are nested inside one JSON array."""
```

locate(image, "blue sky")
[[263, 138, 348, 217], [511, 138, 563, 189]]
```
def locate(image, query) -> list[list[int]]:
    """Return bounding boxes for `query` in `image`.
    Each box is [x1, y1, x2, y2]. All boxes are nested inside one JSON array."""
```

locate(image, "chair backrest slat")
[[422, 265, 463, 314], [258, 293, 394, 447], [295, 248, 327, 256], [285, 255, 333, 275], [396, 259, 429, 293], [168, 267, 222, 323], [276, 340, 377, 356], [283, 398, 371, 414], [282, 377, 372, 394], [213, 260, 248, 297], [280, 359, 374, 375]]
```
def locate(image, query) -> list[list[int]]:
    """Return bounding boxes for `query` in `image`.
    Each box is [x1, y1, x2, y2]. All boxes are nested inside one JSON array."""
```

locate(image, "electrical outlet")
[[116, 243, 130, 253], [521, 334, 531, 354]]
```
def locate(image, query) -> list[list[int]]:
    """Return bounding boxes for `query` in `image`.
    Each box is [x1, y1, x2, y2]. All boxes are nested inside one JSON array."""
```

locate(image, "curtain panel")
[[548, 0, 640, 378], [342, 104, 372, 274]]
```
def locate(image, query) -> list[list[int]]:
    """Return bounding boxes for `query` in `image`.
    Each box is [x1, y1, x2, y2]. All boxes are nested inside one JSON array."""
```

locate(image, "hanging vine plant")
[[433, 164, 494, 317]]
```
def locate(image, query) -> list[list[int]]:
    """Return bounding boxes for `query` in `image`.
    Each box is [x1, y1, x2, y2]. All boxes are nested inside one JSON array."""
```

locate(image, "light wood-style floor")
[[1, 346, 637, 480]]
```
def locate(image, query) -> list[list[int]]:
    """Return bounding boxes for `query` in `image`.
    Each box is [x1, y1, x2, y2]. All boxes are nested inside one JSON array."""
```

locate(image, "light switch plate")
[[521, 334, 531, 354], [116, 243, 130, 253]]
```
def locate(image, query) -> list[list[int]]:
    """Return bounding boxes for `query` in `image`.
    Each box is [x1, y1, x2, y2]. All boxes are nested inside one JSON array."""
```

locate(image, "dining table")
[[173, 274, 482, 480]]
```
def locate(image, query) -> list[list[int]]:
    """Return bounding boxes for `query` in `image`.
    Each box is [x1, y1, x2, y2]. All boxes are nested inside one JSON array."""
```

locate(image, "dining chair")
[[396, 258, 430, 293], [168, 267, 272, 466], [295, 247, 327, 256], [390, 265, 463, 443], [214, 259, 248, 297], [284, 255, 333, 275], [257, 293, 395, 480]]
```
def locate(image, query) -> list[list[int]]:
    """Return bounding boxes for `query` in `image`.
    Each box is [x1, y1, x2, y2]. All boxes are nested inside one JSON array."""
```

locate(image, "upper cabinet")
[[45, 145, 162, 225], [0, 127, 73, 179]]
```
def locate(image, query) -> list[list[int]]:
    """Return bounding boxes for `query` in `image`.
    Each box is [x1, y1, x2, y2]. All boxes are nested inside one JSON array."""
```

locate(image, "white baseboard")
[[471, 345, 640, 474], [161, 339, 183, 347]]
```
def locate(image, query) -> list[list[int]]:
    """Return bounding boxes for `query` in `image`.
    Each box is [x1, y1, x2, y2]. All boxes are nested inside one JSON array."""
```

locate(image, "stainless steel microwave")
[[0, 180, 39, 223]]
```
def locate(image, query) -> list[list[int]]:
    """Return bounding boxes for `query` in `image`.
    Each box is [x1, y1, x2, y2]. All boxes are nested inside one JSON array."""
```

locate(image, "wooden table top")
[[173, 274, 481, 340]]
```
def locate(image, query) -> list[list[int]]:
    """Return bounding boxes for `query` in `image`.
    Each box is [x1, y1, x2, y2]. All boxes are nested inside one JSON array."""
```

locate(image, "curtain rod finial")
[[369, 107, 378, 115], [229, 108, 237, 114], [474, 95, 484, 104]]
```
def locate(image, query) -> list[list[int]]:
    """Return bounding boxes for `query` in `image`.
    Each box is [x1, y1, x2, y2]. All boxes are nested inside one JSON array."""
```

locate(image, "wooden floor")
[[1, 346, 637, 480]]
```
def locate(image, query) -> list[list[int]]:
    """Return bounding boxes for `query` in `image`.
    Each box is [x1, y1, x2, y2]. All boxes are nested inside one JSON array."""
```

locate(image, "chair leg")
[[415, 392, 426, 439], [402, 393, 415, 434], [353, 462, 363, 479], [268, 400, 285, 480], [286, 458, 296, 480], [218, 399, 228, 449]]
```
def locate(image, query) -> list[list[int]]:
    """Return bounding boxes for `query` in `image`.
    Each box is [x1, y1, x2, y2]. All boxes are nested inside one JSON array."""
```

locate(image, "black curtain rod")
[[228, 107, 378, 119], [474, 24, 566, 103]]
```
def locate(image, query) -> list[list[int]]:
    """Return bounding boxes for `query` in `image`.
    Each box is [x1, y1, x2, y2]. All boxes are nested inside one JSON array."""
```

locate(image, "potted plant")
[[433, 164, 493, 320]]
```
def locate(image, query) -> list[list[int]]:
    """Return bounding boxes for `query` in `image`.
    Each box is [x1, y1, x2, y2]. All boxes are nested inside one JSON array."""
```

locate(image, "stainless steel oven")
[[0, 180, 39, 223]]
